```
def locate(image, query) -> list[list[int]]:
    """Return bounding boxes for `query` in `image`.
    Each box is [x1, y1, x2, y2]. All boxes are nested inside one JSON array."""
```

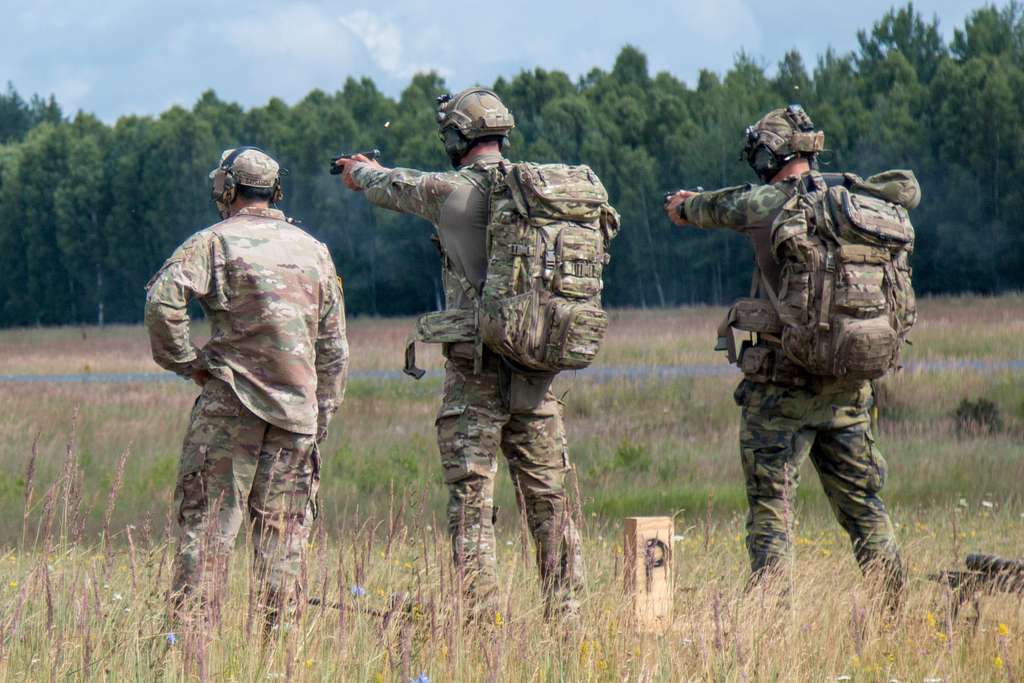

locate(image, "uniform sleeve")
[[769, 194, 812, 263], [143, 234, 213, 378], [683, 183, 792, 232], [352, 165, 459, 225], [314, 249, 350, 439]]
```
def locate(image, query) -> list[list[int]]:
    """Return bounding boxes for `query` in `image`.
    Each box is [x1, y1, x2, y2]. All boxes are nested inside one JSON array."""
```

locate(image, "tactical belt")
[[403, 308, 480, 379], [404, 249, 485, 380], [716, 267, 784, 365], [716, 267, 813, 388]]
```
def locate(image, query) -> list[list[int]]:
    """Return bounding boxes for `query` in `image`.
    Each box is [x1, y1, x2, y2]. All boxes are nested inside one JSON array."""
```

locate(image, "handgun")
[[329, 149, 381, 175], [663, 187, 704, 206]]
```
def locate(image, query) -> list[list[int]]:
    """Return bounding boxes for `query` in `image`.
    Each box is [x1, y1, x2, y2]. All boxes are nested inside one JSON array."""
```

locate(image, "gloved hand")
[[336, 153, 383, 192]]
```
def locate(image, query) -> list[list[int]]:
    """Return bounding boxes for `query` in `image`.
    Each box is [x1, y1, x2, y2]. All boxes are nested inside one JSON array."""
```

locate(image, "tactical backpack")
[[724, 170, 919, 381], [403, 162, 619, 378], [478, 162, 619, 372]]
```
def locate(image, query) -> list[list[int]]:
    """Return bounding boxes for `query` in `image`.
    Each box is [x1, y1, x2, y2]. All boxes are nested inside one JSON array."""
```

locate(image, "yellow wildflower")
[[998, 623, 1010, 637], [995, 656, 1004, 669], [304, 659, 314, 669]]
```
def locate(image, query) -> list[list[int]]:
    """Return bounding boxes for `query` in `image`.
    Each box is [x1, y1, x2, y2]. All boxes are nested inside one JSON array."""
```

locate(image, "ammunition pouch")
[[737, 342, 810, 388]]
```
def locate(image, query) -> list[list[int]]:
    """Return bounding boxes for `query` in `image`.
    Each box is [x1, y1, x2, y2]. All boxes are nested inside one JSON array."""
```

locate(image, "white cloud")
[[337, 10, 450, 79], [0, 0, 986, 120], [221, 3, 356, 66]]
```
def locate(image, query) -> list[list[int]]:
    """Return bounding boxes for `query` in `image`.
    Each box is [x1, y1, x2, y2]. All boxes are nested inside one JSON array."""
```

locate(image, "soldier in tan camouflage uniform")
[[334, 89, 584, 620], [665, 107, 909, 610], [145, 147, 349, 630]]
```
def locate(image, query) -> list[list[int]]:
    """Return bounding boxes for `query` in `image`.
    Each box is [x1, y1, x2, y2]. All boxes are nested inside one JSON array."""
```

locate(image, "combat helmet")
[[209, 146, 285, 218], [435, 88, 515, 167], [742, 104, 825, 183]]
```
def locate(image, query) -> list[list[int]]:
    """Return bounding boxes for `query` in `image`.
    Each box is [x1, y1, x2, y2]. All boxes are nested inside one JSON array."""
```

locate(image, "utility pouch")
[[506, 367, 557, 412], [739, 344, 772, 382]]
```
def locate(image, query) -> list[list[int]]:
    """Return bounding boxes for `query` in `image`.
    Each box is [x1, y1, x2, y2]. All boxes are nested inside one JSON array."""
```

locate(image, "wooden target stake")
[[623, 516, 674, 633]]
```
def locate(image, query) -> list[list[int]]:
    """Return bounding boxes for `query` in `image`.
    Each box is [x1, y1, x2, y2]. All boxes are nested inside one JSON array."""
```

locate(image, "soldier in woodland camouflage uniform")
[[665, 107, 910, 610], [145, 147, 349, 630], [334, 89, 584, 619]]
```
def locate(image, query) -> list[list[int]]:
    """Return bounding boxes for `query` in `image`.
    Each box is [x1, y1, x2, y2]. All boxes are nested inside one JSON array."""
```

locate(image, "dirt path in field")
[[2, 358, 1022, 384]]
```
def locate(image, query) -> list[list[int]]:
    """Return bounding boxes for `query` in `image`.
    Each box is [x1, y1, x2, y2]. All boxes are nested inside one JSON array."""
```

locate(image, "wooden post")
[[624, 516, 674, 633]]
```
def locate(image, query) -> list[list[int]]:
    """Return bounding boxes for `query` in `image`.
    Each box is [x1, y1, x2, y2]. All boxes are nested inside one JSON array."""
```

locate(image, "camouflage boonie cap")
[[217, 148, 280, 188], [745, 105, 825, 158]]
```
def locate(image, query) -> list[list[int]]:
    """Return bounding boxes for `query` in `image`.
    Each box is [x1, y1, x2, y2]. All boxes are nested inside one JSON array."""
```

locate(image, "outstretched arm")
[[665, 183, 792, 233], [336, 154, 457, 225]]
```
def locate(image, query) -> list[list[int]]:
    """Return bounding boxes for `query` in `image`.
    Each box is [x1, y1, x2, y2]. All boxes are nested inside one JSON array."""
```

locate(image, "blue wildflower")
[[166, 632, 177, 646], [410, 675, 429, 683], [350, 585, 367, 598]]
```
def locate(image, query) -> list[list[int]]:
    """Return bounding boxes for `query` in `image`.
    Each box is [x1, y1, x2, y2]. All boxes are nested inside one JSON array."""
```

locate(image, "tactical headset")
[[742, 104, 825, 183], [435, 90, 514, 168], [209, 146, 284, 208]]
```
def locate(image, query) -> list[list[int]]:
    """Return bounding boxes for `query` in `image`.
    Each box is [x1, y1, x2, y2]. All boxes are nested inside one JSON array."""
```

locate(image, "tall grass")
[[1, 438, 1020, 680], [0, 296, 1021, 679]]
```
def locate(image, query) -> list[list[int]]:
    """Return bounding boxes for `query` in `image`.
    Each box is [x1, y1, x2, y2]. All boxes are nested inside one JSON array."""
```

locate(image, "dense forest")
[[0, 3, 1022, 326]]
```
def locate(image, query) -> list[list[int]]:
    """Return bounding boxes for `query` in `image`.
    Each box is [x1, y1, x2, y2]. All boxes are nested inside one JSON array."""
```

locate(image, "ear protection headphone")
[[209, 146, 284, 206]]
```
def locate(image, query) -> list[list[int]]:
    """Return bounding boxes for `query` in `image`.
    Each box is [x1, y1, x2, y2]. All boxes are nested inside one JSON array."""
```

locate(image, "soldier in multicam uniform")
[[334, 88, 584, 620], [145, 147, 349, 631], [665, 107, 909, 611]]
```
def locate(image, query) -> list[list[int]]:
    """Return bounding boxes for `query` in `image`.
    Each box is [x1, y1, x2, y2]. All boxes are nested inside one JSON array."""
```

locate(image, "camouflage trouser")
[[436, 356, 584, 618], [734, 378, 902, 589], [171, 379, 319, 625]]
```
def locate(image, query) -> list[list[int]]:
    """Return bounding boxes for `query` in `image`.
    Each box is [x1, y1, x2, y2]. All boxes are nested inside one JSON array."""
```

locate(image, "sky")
[[1, 0, 987, 122]]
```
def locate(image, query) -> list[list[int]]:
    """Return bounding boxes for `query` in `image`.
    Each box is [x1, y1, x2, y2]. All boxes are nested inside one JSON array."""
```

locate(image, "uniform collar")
[[459, 152, 504, 170], [234, 206, 285, 220]]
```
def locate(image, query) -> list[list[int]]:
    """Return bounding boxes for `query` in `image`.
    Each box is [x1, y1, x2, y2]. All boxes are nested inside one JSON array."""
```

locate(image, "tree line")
[[1, 2, 1022, 327]]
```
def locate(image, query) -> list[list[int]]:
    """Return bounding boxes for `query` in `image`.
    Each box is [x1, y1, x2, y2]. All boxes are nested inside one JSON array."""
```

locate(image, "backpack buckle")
[[543, 248, 557, 281], [824, 251, 836, 272]]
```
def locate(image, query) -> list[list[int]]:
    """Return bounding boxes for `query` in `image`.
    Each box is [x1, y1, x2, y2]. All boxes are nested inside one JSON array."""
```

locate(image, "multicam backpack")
[[763, 170, 919, 380], [478, 162, 619, 372], [403, 162, 619, 378]]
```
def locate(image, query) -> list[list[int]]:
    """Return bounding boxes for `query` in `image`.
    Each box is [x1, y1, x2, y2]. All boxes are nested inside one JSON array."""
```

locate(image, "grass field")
[[0, 295, 1021, 680]]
